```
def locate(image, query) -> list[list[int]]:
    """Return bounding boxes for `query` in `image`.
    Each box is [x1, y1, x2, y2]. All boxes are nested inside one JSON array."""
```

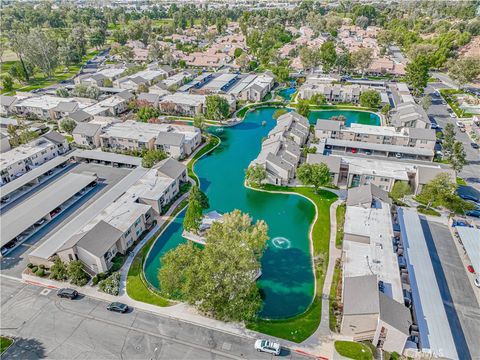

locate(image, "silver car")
[[254, 339, 281, 356]]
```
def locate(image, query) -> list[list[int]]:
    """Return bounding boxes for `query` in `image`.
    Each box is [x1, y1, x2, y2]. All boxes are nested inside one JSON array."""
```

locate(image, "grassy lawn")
[[126, 200, 188, 307], [417, 205, 441, 217], [0, 336, 13, 354], [334, 341, 373, 360], [187, 135, 220, 185], [236, 101, 284, 118], [306, 104, 377, 112], [456, 177, 467, 186], [329, 259, 342, 332], [1, 50, 99, 95], [439, 89, 475, 119], [335, 203, 346, 249], [247, 185, 337, 343]]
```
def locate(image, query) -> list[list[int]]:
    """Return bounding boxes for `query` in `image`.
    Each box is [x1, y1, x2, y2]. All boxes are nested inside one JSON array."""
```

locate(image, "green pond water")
[[144, 107, 380, 319], [278, 87, 296, 101]]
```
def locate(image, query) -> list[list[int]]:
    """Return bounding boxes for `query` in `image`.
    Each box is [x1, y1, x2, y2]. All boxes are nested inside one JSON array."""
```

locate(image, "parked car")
[[431, 122, 438, 129], [395, 153, 403, 159], [351, 148, 358, 154], [107, 302, 129, 313], [1, 196, 10, 204], [456, 121, 465, 128], [57, 288, 78, 299], [466, 208, 480, 218], [254, 340, 281, 356], [50, 207, 61, 217], [471, 143, 479, 149], [474, 278, 480, 288], [34, 218, 46, 226], [378, 280, 385, 292], [467, 265, 475, 273], [450, 112, 456, 118]]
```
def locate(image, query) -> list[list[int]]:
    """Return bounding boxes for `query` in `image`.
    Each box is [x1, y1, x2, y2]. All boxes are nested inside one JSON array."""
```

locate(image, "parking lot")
[[0, 163, 132, 279], [421, 219, 480, 360], [0, 278, 309, 360]]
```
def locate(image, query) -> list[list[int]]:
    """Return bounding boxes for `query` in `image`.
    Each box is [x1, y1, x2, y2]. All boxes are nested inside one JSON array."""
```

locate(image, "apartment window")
[[365, 175, 375, 180], [136, 229, 142, 236], [125, 229, 131, 236], [134, 218, 141, 227], [381, 178, 389, 182]]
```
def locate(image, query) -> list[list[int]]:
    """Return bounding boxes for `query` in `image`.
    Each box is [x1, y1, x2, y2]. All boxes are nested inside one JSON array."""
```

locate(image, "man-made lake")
[[144, 107, 379, 319]]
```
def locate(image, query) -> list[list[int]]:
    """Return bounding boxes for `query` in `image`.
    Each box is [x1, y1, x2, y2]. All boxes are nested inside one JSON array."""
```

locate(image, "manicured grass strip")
[[246, 185, 337, 343], [439, 89, 475, 119], [456, 177, 467, 186], [336, 203, 346, 249], [334, 341, 373, 360], [236, 101, 285, 118], [417, 205, 441, 217], [187, 135, 220, 186], [126, 200, 188, 307], [329, 260, 342, 332], [0, 336, 13, 354]]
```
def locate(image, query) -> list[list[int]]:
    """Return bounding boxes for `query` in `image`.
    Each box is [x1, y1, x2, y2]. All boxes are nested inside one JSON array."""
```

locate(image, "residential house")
[[72, 122, 102, 149], [413, 166, 456, 195]]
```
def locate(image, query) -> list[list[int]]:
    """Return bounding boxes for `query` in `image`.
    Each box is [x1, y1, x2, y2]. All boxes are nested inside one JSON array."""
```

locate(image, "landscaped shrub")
[[31, 266, 38, 273], [35, 268, 45, 277], [49, 257, 68, 281], [67, 260, 90, 286], [27, 263, 34, 269], [98, 272, 121, 296], [92, 275, 99, 285], [39, 264, 45, 269], [110, 255, 125, 272]]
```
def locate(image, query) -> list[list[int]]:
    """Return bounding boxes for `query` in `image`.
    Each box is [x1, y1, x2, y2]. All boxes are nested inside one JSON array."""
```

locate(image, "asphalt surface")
[[0, 277, 310, 360], [425, 84, 480, 191], [420, 219, 480, 360], [0, 164, 132, 278]]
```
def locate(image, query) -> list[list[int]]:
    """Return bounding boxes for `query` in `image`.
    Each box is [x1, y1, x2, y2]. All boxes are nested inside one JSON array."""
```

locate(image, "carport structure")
[[1, 172, 98, 249]]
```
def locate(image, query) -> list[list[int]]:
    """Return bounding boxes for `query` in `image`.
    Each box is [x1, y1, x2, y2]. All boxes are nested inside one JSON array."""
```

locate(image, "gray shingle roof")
[[306, 153, 341, 173], [416, 166, 456, 185], [69, 110, 92, 123], [408, 127, 436, 141], [379, 292, 412, 335], [155, 132, 185, 146], [155, 158, 186, 179], [53, 101, 78, 113], [1, 95, 17, 107], [315, 119, 343, 131], [76, 220, 123, 256], [343, 275, 379, 315], [42, 131, 66, 145], [137, 93, 160, 103], [73, 122, 101, 137], [116, 91, 134, 101], [347, 184, 392, 207]]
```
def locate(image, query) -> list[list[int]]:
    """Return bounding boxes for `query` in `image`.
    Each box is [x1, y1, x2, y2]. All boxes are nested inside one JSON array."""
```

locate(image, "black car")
[[471, 143, 479, 149], [107, 302, 129, 313], [57, 288, 78, 299]]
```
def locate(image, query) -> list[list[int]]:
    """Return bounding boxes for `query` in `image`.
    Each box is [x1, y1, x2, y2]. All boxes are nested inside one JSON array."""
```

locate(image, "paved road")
[[426, 84, 480, 191], [0, 278, 310, 360], [420, 220, 480, 360]]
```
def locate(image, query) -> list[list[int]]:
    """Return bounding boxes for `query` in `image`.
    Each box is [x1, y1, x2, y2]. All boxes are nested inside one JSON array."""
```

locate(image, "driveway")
[[0, 277, 310, 360], [426, 85, 480, 190]]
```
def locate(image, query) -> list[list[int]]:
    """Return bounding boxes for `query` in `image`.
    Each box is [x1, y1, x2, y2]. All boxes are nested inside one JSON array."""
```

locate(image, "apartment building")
[[72, 122, 102, 149], [390, 102, 431, 129], [13, 95, 95, 120], [250, 112, 309, 185], [340, 186, 412, 354], [83, 91, 134, 117], [100, 120, 201, 159], [0, 132, 68, 184], [159, 93, 207, 116]]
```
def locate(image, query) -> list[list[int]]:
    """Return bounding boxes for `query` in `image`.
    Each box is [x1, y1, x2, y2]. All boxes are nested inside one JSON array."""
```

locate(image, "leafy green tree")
[[160, 210, 268, 321], [271, 66, 290, 84], [90, 27, 107, 49], [60, 118, 77, 134], [141, 150, 166, 168], [190, 185, 209, 210], [193, 114, 206, 132], [8, 61, 34, 83], [56, 87, 70, 98], [183, 198, 203, 233], [335, 52, 352, 74], [67, 260, 89, 286], [359, 90, 381, 108], [296, 163, 331, 192], [381, 104, 391, 115], [449, 141, 467, 172], [272, 109, 288, 119], [405, 55, 429, 96], [245, 164, 267, 186], [49, 257, 68, 280], [390, 181, 412, 201], [355, 16, 369, 29], [300, 46, 320, 71], [297, 99, 311, 117], [310, 93, 327, 105], [442, 123, 456, 154], [158, 242, 201, 299], [205, 95, 230, 121], [420, 95, 432, 111], [319, 41, 337, 73], [447, 57, 480, 86], [23, 31, 59, 78], [1, 75, 13, 92], [351, 48, 373, 75], [233, 47, 243, 58], [138, 106, 160, 122]]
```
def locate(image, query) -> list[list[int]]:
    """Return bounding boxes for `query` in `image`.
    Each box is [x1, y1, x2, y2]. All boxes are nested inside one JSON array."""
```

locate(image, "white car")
[[254, 339, 281, 356], [456, 121, 465, 128], [475, 278, 480, 288], [449, 112, 456, 118]]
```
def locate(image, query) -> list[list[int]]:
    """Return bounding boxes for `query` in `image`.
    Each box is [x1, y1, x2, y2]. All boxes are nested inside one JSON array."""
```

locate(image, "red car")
[[467, 265, 475, 273], [351, 148, 358, 154]]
